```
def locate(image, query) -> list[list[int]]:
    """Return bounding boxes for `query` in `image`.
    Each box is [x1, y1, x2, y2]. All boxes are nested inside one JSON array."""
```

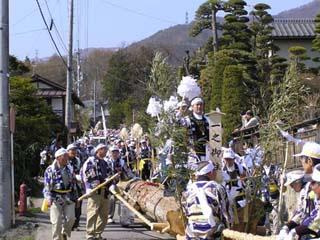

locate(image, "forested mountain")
[[276, 0, 320, 18]]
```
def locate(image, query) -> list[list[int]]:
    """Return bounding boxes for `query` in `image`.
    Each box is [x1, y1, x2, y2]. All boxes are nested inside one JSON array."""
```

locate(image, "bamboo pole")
[[77, 173, 119, 201], [277, 141, 289, 226]]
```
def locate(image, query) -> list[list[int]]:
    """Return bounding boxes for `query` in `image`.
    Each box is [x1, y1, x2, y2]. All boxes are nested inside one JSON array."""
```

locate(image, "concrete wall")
[[274, 39, 319, 68]]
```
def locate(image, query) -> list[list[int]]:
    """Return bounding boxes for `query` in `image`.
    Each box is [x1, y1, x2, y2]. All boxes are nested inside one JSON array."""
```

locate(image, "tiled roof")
[[271, 18, 315, 39], [35, 90, 66, 97]]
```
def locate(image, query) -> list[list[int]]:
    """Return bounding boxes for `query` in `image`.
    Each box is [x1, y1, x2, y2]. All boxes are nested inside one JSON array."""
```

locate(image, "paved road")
[[34, 200, 174, 240]]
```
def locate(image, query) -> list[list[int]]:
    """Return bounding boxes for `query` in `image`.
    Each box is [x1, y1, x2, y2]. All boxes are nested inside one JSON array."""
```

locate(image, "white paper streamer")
[[177, 76, 201, 100], [163, 95, 178, 112], [146, 97, 162, 117]]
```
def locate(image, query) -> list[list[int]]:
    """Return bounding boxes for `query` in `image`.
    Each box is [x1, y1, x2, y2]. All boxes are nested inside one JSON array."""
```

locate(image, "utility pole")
[[65, 0, 74, 143], [185, 11, 189, 24], [76, 42, 81, 98], [93, 70, 97, 125], [0, 0, 12, 232]]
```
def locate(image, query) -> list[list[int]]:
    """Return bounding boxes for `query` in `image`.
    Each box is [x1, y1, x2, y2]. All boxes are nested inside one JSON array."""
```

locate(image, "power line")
[[43, 0, 68, 53], [99, 0, 178, 25], [13, 8, 37, 26], [12, 27, 46, 36], [35, 0, 67, 68]]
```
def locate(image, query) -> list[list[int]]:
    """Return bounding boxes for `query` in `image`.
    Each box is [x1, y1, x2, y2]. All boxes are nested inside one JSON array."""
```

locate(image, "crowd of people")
[[41, 135, 153, 240], [40, 97, 320, 240]]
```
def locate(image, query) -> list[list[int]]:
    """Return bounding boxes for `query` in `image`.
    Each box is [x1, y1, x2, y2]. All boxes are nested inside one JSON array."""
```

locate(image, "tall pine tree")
[[250, 3, 287, 116], [220, 0, 251, 51]]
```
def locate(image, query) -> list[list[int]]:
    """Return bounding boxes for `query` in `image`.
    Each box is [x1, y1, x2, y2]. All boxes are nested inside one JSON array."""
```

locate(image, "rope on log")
[[222, 229, 276, 240]]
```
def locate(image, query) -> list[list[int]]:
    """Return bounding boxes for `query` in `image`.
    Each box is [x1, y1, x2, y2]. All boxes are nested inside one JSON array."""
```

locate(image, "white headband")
[[191, 97, 203, 106], [195, 162, 215, 176]]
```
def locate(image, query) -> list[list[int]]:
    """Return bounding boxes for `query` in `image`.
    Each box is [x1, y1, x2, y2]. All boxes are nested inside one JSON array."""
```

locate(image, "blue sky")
[[10, 0, 313, 60]]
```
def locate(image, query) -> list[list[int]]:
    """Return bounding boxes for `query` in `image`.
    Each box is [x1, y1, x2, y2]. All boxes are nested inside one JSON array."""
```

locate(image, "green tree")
[[10, 76, 61, 188], [207, 50, 236, 110], [220, 0, 252, 52], [221, 65, 245, 142], [103, 49, 132, 104], [35, 54, 67, 85], [249, 3, 286, 116], [148, 52, 176, 99], [9, 55, 30, 76], [190, 0, 224, 52], [260, 49, 309, 162], [102, 47, 155, 128], [217, 0, 259, 108]]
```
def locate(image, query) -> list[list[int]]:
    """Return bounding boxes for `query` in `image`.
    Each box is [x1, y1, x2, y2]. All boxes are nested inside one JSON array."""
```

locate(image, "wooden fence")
[[231, 117, 320, 169]]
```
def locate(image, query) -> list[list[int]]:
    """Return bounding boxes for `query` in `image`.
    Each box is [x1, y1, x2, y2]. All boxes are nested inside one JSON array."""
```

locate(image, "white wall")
[[274, 39, 320, 68]]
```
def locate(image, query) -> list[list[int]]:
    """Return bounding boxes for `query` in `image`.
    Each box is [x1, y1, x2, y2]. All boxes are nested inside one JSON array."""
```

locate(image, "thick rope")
[[222, 229, 276, 240]]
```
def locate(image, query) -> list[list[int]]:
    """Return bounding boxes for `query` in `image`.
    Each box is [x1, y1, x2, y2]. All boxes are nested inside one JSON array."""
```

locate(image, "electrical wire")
[[99, 0, 178, 25], [43, 0, 68, 53], [13, 8, 38, 26], [35, 0, 67, 68], [12, 27, 46, 36]]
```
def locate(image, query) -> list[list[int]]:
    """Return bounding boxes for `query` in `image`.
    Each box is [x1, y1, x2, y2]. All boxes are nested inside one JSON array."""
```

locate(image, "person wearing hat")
[[43, 148, 77, 240], [126, 142, 137, 171], [184, 161, 231, 240], [279, 164, 320, 240], [105, 145, 134, 224], [178, 97, 210, 162], [285, 170, 306, 193], [277, 170, 306, 236], [279, 142, 320, 239], [221, 148, 247, 209], [139, 139, 152, 180], [176, 100, 189, 117], [66, 144, 82, 231], [81, 144, 113, 240]]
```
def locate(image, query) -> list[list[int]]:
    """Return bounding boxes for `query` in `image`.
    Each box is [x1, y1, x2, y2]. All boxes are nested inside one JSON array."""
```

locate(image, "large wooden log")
[[117, 180, 185, 235], [118, 180, 264, 238]]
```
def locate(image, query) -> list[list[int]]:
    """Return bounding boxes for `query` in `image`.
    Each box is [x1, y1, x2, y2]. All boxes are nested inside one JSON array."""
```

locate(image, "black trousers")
[[73, 200, 82, 228]]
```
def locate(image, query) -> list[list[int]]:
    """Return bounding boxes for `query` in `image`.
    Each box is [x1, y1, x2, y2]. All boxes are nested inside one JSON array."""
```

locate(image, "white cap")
[[312, 164, 320, 182], [223, 148, 235, 159], [55, 148, 67, 158], [195, 161, 215, 176], [94, 143, 107, 153], [190, 97, 203, 106], [67, 144, 77, 151], [109, 145, 119, 152], [294, 142, 320, 159], [140, 139, 146, 143], [285, 170, 305, 186]]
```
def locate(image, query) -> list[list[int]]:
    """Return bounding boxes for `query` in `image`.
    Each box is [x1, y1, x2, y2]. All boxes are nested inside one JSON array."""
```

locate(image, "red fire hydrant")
[[19, 183, 27, 216]]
